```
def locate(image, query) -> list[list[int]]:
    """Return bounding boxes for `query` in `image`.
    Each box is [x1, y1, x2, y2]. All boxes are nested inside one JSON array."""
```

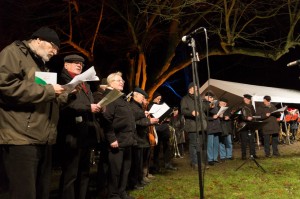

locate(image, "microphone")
[[182, 27, 205, 43], [287, 60, 300, 67]]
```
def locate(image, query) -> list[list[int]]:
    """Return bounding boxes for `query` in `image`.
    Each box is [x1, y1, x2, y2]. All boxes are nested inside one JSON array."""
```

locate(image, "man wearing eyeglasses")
[[57, 54, 102, 199], [101, 72, 136, 199], [0, 27, 65, 199]]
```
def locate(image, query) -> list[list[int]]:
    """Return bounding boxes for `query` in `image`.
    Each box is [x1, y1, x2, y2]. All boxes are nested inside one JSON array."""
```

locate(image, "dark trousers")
[[128, 147, 143, 187], [2, 145, 52, 199], [59, 146, 91, 199], [108, 147, 132, 199], [143, 147, 151, 170], [153, 125, 171, 168], [97, 149, 109, 197], [263, 134, 279, 155], [240, 129, 256, 157]]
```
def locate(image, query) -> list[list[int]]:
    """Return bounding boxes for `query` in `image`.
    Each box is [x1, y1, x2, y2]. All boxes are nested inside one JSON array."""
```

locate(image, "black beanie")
[[31, 27, 60, 48], [134, 87, 149, 99], [188, 82, 195, 89], [152, 92, 161, 100]]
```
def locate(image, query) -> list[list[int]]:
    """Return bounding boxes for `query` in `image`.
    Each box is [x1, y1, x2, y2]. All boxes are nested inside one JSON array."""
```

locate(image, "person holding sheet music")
[[0, 27, 65, 199], [256, 95, 280, 157], [101, 72, 136, 199], [204, 92, 222, 166], [231, 94, 257, 160], [128, 87, 159, 190], [180, 83, 208, 170], [149, 92, 177, 171], [57, 54, 101, 199]]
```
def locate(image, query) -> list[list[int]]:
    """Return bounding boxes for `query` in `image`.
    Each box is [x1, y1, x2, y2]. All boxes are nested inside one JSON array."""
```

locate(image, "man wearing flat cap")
[[128, 87, 158, 190], [231, 94, 257, 160], [0, 27, 65, 199], [57, 54, 101, 199]]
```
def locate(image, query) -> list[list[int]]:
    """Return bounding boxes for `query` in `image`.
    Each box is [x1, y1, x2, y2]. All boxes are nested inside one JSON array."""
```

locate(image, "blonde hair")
[[107, 71, 122, 86]]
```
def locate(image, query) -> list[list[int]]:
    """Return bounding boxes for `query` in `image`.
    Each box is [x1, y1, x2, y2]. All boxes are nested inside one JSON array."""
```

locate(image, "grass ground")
[[1, 141, 300, 199], [129, 141, 300, 199]]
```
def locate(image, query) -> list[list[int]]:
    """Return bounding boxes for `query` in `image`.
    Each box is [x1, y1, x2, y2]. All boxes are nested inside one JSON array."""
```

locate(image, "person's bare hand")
[[192, 111, 199, 116], [91, 104, 101, 113], [145, 111, 150, 117], [150, 118, 159, 124], [111, 140, 118, 148], [213, 114, 218, 119], [52, 84, 65, 95]]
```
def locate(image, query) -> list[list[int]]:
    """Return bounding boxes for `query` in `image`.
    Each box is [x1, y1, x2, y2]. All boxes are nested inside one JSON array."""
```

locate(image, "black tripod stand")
[[235, 124, 266, 173]]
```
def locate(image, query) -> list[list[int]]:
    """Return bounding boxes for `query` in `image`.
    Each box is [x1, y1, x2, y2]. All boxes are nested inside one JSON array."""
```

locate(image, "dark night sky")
[[157, 46, 300, 108], [1, 1, 300, 109]]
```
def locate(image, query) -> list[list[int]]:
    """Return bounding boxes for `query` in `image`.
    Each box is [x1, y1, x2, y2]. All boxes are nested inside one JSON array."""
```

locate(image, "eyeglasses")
[[113, 79, 125, 83], [50, 42, 59, 51], [67, 61, 84, 66]]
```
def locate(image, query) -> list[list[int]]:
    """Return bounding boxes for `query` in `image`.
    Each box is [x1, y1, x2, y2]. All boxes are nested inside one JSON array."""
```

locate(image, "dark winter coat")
[[205, 101, 222, 134], [0, 40, 61, 145], [57, 68, 100, 148], [101, 89, 136, 148], [130, 100, 152, 148], [219, 107, 233, 136], [256, 104, 280, 135], [181, 93, 208, 133]]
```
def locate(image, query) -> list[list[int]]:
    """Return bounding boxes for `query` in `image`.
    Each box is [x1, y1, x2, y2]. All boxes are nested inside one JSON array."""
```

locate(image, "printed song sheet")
[[217, 106, 228, 116], [271, 106, 287, 114], [97, 89, 123, 107], [149, 103, 171, 119], [35, 72, 57, 85], [63, 66, 99, 91]]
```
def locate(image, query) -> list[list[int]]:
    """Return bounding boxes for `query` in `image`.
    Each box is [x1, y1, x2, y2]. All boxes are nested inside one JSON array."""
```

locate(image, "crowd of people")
[[0, 26, 293, 199]]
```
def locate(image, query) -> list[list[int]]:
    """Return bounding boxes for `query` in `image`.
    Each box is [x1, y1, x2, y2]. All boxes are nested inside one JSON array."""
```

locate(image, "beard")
[[36, 49, 52, 62]]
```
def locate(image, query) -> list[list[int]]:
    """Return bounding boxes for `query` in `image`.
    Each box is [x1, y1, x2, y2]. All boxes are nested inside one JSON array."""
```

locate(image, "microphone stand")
[[187, 37, 206, 199]]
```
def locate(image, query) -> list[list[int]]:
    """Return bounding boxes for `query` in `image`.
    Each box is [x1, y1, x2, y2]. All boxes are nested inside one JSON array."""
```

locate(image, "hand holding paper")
[[97, 89, 123, 107], [217, 106, 228, 116], [271, 106, 287, 114], [63, 66, 99, 92]]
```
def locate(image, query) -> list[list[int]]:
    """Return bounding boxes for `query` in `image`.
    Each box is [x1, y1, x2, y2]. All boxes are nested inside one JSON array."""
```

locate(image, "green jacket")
[[0, 40, 59, 145]]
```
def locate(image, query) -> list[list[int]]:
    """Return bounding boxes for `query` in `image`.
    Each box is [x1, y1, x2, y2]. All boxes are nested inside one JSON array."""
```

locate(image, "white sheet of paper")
[[63, 66, 99, 91], [217, 106, 228, 116], [35, 72, 57, 85], [271, 106, 287, 114], [149, 103, 170, 118]]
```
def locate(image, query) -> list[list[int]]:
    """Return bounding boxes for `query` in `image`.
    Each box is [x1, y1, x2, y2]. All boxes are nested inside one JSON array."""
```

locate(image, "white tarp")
[[199, 79, 300, 107]]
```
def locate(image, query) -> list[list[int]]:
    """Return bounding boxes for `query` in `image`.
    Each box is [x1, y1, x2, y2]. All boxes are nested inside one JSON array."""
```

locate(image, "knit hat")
[[219, 98, 228, 103], [31, 27, 60, 48], [152, 92, 162, 100], [134, 87, 149, 99], [205, 91, 214, 97], [263, 95, 271, 102], [64, 54, 85, 63], [243, 94, 252, 100], [188, 82, 195, 89]]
